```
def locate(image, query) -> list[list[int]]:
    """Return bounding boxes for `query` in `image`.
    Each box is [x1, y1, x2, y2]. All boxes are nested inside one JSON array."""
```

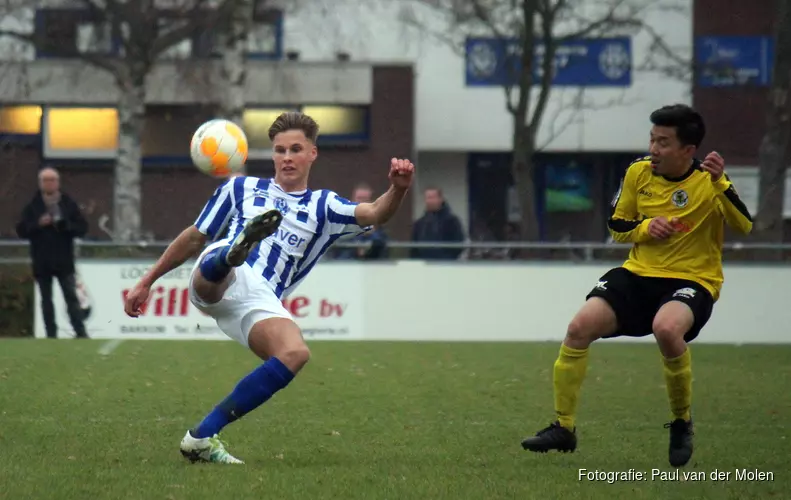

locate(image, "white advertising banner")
[[34, 260, 791, 344], [34, 261, 365, 340]]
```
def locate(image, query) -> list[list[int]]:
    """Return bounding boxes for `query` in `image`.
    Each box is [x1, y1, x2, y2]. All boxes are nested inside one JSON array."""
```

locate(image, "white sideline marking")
[[98, 339, 124, 356]]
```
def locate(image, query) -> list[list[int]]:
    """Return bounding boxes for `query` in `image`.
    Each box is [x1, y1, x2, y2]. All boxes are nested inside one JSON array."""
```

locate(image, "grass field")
[[0, 339, 788, 500]]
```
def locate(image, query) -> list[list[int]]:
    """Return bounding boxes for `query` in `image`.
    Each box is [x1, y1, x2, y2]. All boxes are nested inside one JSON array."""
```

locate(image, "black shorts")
[[586, 267, 714, 342]]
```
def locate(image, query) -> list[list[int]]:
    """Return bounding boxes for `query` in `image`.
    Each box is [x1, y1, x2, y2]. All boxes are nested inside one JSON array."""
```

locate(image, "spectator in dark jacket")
[[335, 184, 389, 260], [410, 187, 465, 260], [16, 167, 89, 339]]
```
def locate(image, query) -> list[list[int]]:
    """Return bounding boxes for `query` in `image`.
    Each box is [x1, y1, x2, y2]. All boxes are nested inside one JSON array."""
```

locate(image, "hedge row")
[[0, 265, 34, 337]]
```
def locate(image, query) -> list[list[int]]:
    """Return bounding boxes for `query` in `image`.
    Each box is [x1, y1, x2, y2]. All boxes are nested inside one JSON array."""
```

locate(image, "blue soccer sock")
[[199, 245, 232, 283], [191, 357, 295, 439]]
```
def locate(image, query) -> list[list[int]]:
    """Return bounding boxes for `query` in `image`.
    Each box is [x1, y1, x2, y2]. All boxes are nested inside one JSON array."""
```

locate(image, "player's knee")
[[652, 316, 687, 344], [565, 299, 615, 347], [192, 269, 233, 305], [566, 316, 598, 347], [278, 343, 311, 372]]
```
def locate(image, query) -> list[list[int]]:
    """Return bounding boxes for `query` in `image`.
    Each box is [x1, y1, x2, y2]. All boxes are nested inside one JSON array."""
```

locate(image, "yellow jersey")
[[608, 157, 753, 301]]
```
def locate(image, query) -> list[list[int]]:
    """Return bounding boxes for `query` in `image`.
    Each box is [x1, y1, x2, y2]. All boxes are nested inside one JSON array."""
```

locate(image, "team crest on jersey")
[[671, 189, 688, 208], [274, 197, 290, 215]]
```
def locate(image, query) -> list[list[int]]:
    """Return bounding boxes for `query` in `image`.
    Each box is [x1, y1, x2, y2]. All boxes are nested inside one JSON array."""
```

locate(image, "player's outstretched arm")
[[123, 226, 207, 317], [607, 164, 654, 244], [355, 158, 415, 227], [702, 152, 753, 235], [141, 226, 207, 288]]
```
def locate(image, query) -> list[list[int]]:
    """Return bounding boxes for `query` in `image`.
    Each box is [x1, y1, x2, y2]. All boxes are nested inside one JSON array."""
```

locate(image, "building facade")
[[0, 2, 415, 241], [1, 0, 785, 242]]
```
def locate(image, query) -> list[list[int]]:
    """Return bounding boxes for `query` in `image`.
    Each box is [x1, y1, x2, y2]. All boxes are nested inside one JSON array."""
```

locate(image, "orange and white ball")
[[190, 119, 248, 178]]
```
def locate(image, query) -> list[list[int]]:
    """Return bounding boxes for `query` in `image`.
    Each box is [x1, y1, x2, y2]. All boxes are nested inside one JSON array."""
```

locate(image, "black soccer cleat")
[[226, 209, 283, 266], [521, 421, 577, 453], [665, 418, 694, 467]]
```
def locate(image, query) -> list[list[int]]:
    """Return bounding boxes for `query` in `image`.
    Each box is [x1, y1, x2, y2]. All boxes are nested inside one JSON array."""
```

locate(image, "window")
[[302, 105, 369, 145], [76, 21, 113, 54], [35, 9, 80, 57], [0, 106, 42, 135], [156, 16, 192, 61], [43, 107, 118, 159], [248, 5, 283, 60], [35, 8, 116, 57], [196, 6, 283, 60], [241, 105, 371, 154], [243, 108, 297, 159], [142, 105, 214, 158]]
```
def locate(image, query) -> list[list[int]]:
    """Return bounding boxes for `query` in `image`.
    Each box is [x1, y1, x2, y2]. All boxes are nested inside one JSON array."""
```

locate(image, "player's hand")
[[124, 282, 151, 318], [38, 214, 52, 226], [701, 151, 724, 182], [388, 158, 415, 190], [647, 216, 677, 240]]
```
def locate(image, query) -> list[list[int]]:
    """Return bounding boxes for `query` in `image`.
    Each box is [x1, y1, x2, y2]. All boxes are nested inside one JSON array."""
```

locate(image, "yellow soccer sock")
[[553, 343, 589, 430], [662, 348, 692, 421]]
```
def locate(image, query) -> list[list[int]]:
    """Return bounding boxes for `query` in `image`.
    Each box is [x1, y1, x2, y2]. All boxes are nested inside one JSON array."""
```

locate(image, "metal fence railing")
[[2, 239, 791, 264]]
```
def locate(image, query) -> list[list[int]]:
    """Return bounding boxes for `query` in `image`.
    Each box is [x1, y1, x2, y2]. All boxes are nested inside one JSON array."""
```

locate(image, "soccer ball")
[[190, 119, 249, 178]]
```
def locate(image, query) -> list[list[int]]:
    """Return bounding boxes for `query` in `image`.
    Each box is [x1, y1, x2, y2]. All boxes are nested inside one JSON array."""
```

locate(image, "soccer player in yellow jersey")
[[521, 104, 753, 467]]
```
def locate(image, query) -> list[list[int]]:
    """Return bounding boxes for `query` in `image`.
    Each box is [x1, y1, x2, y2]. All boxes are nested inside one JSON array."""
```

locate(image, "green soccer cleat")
[[179, 430, 244, 464]]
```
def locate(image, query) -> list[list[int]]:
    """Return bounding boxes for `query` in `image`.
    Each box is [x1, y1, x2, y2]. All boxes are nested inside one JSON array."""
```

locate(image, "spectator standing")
[[16, 167, 90, 339], [410, 187, 465, 260]]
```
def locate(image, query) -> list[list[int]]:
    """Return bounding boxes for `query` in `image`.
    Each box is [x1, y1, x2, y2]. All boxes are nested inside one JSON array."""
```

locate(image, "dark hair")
[[649, 104, 706, 148], [268, 111, 319, 142], [424, 186, 443, 196]]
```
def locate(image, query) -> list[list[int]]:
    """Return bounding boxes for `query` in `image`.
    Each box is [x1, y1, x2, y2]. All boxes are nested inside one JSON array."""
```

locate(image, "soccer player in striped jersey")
[[123, 111, 415, 464]]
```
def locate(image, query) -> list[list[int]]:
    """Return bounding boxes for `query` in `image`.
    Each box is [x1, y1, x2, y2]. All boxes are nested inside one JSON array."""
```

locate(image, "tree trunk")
[[755, 0, 791, 243], [512, 123, 541, 243], [219, 0, 253, 127], [113, 73, 146, 242]]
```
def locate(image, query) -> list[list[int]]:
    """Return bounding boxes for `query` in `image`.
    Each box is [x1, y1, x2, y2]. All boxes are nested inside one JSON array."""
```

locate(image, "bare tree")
[[1, 0, 238, 242], [755, 0, 791, 242], [400, 0, 682, 242], [217, 0, 254, 126]]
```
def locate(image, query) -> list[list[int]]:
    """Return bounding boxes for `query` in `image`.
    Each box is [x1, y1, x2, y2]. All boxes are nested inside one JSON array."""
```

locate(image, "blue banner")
[[695, 36, 774, 87], [465, 37, 632, 87]]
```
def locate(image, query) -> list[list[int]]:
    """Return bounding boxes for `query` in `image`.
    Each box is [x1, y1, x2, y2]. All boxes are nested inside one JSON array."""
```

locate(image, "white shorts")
[[188, 241, 293, 347]]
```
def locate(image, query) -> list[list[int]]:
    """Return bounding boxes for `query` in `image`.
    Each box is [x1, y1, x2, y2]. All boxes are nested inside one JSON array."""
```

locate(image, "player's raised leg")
[[652, 299, 698, 467], [521, 296, 618, 453], [180, 317, 309, 464], [192, 209, 283, 303]]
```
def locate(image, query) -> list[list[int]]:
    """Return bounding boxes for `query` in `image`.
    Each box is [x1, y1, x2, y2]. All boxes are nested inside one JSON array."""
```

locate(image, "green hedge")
[[0, 265, 34, 337]]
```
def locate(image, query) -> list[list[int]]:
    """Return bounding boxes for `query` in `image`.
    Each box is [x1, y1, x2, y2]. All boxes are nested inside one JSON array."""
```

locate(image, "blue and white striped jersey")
[[194, 176, 370, 298]]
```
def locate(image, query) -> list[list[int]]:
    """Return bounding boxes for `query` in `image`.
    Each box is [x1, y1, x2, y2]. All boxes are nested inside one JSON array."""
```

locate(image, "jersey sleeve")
[[325, 191, 371, 238], [194, 177, 239, 241], [607, 163, 653, 244], [713, 174, 753, 234]]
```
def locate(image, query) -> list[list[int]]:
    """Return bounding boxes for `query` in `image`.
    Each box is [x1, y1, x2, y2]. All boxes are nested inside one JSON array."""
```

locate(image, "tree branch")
[[635, 22, 692, 82], [149, 0, 236, 58], [529, 3, 557, 132], [555, 0, 641, 43]]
